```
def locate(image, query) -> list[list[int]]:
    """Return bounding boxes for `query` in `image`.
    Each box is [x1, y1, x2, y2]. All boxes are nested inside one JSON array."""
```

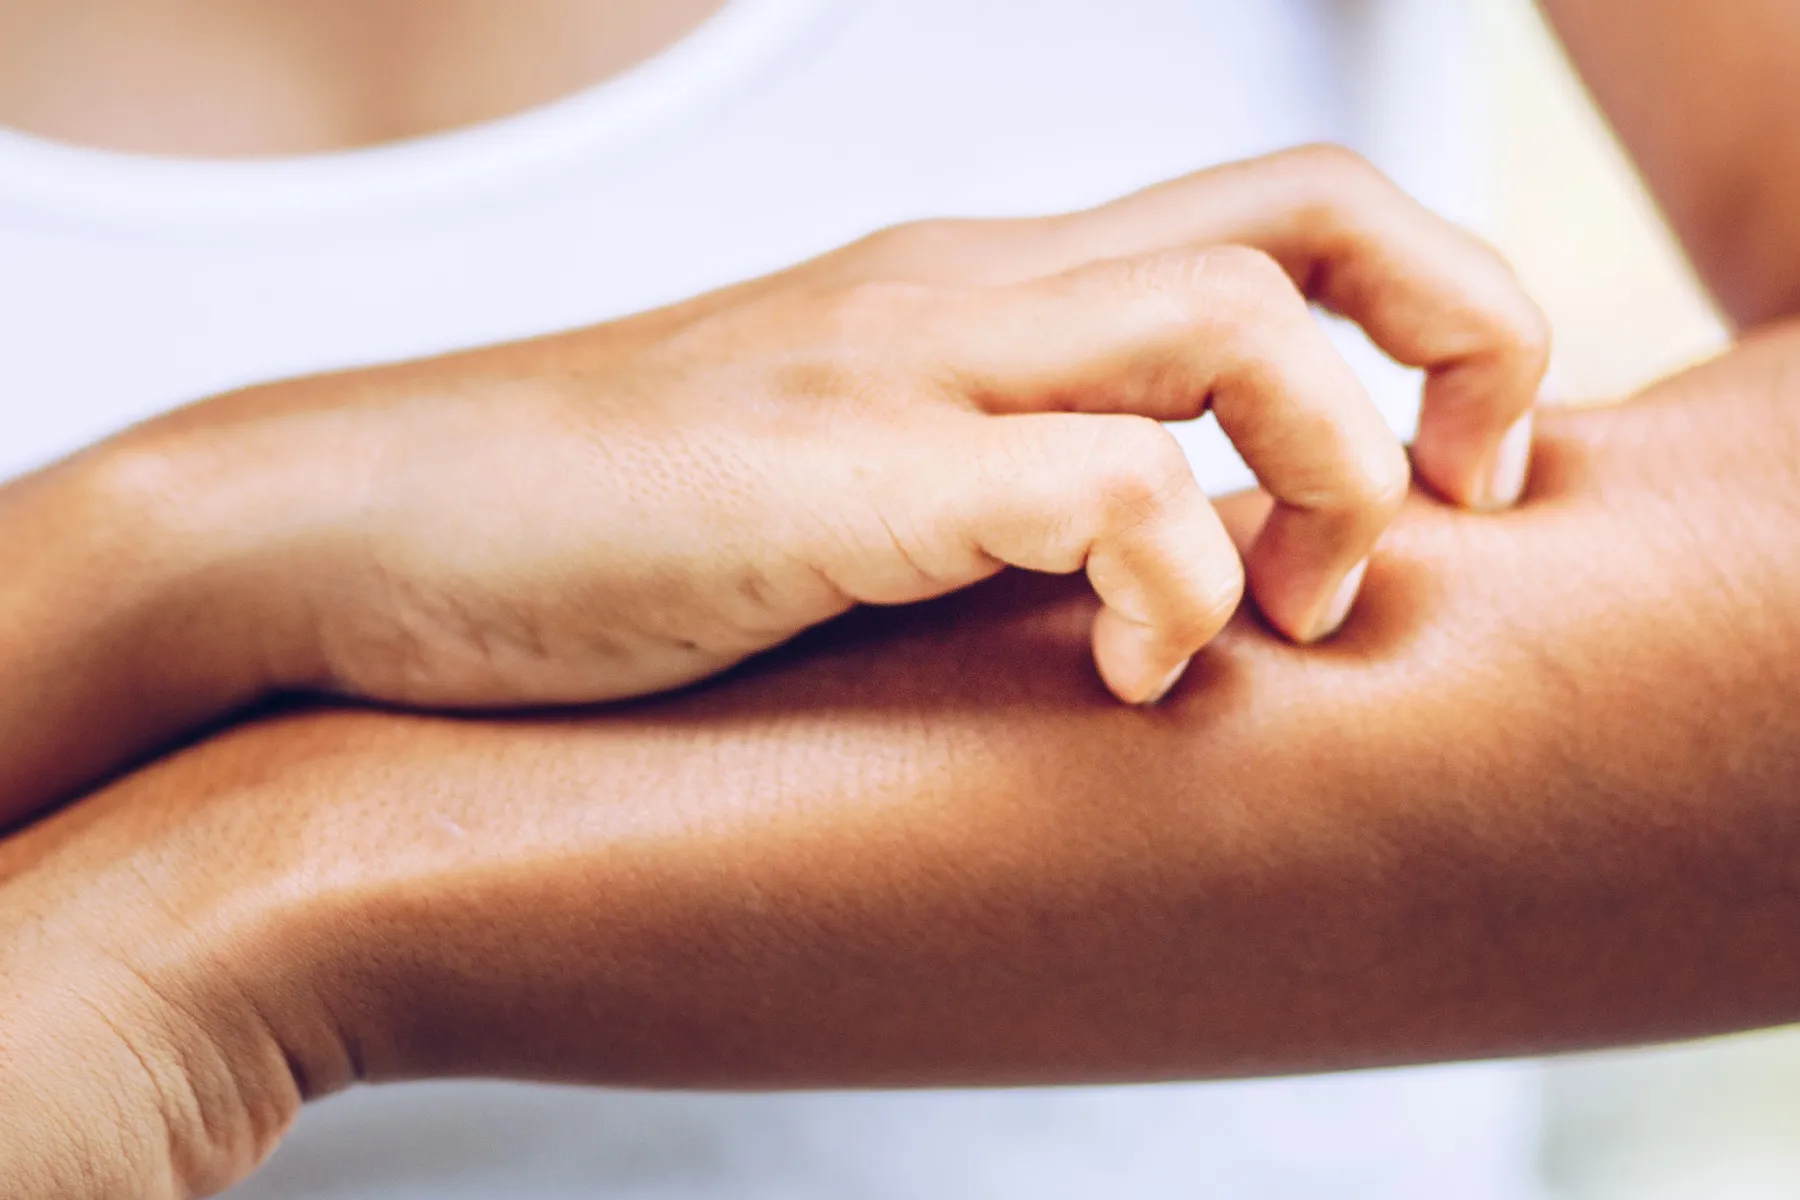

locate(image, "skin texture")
[[8, 6, 1800, 1197], [0, 146, 1547, 830], [5, 327, 1800, 1197]]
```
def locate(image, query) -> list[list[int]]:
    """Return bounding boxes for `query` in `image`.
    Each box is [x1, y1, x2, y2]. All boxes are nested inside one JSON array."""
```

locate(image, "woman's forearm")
[[8, 326, 1800, 1146]]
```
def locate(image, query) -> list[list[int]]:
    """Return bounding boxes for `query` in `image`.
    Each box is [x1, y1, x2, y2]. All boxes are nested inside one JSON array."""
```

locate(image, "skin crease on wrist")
[[5, 325, 1800, 1196]]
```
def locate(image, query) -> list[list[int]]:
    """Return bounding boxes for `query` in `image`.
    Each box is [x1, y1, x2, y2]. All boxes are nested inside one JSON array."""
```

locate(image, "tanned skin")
[[8, 3, 1800, 1196], [7, 334, 1800, 1195]]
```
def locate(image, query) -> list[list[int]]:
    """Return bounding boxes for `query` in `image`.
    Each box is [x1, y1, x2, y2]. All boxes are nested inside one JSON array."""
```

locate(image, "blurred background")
[[1479, 2, 1800, 1195]]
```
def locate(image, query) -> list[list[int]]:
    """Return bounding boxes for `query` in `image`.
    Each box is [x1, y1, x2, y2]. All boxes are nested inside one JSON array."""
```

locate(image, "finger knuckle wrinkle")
[[1087, 420, 1188, 514], [1355, 448, 1414, 519], [1192, 246, 1303, 324], [1184, 564, 1247, 639], [1293, 444, 1410, 526], [1110, 252, 1208, 317]]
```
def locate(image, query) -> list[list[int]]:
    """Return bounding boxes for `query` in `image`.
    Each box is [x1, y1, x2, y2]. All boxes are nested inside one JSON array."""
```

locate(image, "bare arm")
[[1541, 0, 1800, 327], [7, 325, 1800, 1197], [0, 148, 1545, 830]]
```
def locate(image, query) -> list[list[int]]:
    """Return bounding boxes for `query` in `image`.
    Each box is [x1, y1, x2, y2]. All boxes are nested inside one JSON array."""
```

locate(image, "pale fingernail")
[[1306, 558, 1369, 643], [1140, 658, 1190, 706], [1475, 409, 1535, 511]]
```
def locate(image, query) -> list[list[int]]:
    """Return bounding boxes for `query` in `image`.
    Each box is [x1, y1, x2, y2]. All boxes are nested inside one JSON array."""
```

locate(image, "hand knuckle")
[[1104, 247, 1299, 338], [856, 218, 975, 267], [1198, 243, 1288, 289], [1184, 561, 1247, 640], [1283, 142, 1385, 192], [1193, 245, 1303, 322], [1274, 144, 1404, 238], [1500, 294, 1555, 378], [1107, 250, 1200, 301], [1087, 419, 1189, 513], [1354, 446, 1414, 519], [827, 278, 933, 333]]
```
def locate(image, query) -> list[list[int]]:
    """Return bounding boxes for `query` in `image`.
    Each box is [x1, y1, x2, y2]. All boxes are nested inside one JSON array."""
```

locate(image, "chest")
[[0, 0, 1442, 489]]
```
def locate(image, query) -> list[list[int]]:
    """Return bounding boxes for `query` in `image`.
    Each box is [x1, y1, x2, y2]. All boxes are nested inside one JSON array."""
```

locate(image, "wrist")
[[0, 424, 324, 823], [0, 799, 305, 1198], [73, 405, 332, 697]]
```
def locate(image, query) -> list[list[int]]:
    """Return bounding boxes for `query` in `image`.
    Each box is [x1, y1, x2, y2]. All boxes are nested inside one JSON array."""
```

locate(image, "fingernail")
[[1306, 558, 1369, 643], [1475, 410, 1535, 511], [1140, 658, 1190, 706]]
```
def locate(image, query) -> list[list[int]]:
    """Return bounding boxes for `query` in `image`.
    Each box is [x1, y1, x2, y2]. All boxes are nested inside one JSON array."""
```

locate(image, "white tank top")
[[0, 1, 1545, 1196]]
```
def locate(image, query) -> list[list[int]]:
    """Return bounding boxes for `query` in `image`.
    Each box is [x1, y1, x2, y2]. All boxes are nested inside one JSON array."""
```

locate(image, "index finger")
[[822, 145, 1552, 510]]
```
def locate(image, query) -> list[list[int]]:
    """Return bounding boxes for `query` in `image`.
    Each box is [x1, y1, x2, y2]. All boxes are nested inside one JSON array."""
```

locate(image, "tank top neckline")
[[0, 0, 838, 232]]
